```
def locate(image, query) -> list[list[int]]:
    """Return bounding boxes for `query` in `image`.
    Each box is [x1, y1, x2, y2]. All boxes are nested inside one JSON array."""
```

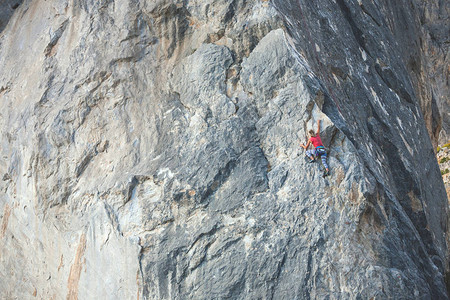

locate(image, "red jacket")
[[309, 135, 323, 148]]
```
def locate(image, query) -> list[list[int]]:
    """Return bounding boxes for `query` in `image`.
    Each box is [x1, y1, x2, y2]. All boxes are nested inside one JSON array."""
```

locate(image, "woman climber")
[[300, 119, 330, 177]]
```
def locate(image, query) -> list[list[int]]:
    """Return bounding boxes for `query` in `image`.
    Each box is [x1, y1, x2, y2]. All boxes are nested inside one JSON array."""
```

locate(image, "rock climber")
[[300, 119, 330, 177]]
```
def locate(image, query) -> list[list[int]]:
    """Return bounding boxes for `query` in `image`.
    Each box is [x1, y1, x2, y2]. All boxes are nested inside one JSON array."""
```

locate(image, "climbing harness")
[[315, 145, 327, 156]]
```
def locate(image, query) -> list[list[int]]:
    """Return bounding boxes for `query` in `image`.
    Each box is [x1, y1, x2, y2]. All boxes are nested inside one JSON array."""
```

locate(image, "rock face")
[[0, 0, 448, 299], [437, 143, 450, 200], [415, 1, 449, 145], [0, 0, 23, 33], [415, 1, 449, 146]]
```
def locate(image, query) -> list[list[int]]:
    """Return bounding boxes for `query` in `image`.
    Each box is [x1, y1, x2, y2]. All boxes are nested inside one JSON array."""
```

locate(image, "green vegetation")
[[437, 142, 450, 152], [440, 157, 450, 164], [442, 169, 449, 176]]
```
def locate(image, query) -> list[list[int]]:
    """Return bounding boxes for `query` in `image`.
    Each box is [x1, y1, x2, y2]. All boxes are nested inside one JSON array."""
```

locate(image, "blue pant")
[[306, 147, 329, 170]]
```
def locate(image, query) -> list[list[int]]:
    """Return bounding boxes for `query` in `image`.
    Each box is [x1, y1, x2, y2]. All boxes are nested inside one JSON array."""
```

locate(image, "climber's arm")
[[300, 140, 311, 149]]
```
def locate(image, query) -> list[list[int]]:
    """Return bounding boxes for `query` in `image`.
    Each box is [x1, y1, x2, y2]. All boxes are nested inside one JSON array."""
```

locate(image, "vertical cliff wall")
[[0, 0, 448, 299], [0, 0, 23, 33]]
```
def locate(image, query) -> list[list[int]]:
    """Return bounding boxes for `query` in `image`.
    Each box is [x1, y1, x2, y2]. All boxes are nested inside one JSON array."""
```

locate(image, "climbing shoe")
[[304, 156, 316, 163], [323, 170, 330, 177]]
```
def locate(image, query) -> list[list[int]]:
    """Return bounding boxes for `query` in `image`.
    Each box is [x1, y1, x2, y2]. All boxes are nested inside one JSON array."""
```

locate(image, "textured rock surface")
[[0, 0, 448, 299], [0, 0, 23, 33], [416, 1, 449, 145], [438, 143, 450, 200]]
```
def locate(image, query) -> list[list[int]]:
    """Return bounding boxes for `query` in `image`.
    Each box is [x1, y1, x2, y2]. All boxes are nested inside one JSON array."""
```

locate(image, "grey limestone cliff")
[[0, 0, 448, 299]]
